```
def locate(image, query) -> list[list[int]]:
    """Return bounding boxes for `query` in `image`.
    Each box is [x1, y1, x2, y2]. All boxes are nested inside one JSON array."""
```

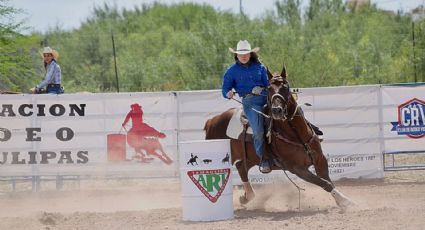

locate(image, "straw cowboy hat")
[[228, 40, 260, 55], [41, 47, 59, 59]]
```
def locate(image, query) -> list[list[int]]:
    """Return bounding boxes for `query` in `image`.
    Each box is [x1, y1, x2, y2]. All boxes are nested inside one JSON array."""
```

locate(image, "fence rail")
[[383, 150, 425, 171]]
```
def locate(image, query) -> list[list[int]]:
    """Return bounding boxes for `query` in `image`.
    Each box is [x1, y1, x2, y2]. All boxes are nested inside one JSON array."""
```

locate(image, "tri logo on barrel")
[[187, 168, 230, 203], [391, 98, 425, 139]]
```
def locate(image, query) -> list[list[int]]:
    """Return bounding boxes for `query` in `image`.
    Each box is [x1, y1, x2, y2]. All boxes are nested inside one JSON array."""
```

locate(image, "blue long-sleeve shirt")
[[37, 60, 61, 89], [221, 62, 269, 98]]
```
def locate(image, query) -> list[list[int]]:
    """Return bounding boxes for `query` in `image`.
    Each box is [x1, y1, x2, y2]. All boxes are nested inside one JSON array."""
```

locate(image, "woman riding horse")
[[205, 64, 353, 210], [222, 40, 271, 173]]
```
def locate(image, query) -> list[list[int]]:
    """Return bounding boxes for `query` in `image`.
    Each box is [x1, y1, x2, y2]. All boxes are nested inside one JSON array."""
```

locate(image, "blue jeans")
[[242, 95, 267, 158], [46, 84, 64, 94]]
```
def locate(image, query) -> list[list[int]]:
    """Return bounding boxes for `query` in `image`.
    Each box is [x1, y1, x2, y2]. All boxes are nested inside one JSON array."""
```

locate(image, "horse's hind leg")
[[135, 148, 153, 162]]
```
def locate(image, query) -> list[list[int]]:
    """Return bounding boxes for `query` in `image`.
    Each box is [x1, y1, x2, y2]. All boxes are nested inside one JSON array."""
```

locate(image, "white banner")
[[381, 84, 425, 152], [0, 93, 178, 177], [299, 85, 383, 179], [179, 86, 384, 181], [2, 83, 424, 180]]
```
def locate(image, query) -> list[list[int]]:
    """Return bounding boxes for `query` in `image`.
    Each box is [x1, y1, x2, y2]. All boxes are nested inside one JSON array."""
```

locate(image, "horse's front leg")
[[292, 167, 354, 211], [330, 188, 355, 211], [235, 160, 255, 205]]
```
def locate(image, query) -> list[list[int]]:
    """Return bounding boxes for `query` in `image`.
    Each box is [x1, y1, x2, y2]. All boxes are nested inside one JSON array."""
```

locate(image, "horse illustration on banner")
[[107, 103, 173, 164]]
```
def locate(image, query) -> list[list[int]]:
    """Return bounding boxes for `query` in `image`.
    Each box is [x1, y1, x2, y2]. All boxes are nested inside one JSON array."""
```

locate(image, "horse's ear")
[[266, 67, 273, 80], [281, 63, 287, 79]]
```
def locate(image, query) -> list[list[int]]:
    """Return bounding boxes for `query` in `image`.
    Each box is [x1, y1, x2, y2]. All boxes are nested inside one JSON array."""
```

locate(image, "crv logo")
[[391, 98, 425, 139]]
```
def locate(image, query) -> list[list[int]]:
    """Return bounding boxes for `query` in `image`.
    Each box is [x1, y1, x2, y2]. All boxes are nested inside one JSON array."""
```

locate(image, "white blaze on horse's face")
[[269, 76, 290, 120]]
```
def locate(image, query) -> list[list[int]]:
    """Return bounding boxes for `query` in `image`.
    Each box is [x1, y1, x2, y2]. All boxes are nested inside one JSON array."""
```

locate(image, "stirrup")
[[259, 159, 271, 174]]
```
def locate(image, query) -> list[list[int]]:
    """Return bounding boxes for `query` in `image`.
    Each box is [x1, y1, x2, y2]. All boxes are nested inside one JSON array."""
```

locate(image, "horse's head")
[[266, 64, 292, 120]]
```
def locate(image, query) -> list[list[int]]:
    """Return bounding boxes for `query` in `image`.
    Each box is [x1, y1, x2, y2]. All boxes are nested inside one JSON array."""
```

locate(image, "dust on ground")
[[0, 171, 424, 230]]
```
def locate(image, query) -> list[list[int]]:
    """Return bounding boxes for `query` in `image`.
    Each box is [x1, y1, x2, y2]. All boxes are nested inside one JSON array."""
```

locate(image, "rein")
[[287, 104, 300, 121], [268, 91, 318, 177], [269, 101, 318, 165], [272, 130, 317, 148], [268, 96, 318, 162], [230, 97, 270, 118]]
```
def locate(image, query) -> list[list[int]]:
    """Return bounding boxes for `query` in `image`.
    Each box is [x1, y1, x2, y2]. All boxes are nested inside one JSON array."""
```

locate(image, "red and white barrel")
[[179, 139, 233, 221]]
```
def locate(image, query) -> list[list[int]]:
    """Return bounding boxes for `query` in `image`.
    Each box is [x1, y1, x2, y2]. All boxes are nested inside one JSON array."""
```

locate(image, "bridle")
[[270, 93, 289, 119], [268, 76, 295, 121]]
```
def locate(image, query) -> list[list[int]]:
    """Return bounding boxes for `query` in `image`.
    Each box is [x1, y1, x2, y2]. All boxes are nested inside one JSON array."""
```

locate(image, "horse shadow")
[[180, 208, 330, 225], [234, 208, 330, 221]]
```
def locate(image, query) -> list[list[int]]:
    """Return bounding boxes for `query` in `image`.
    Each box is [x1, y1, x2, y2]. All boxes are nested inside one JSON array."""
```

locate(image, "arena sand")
[[0, 171, 424, 230]]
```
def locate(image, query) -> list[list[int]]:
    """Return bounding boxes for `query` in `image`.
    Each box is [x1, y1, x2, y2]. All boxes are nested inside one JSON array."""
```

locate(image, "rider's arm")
[[37, 62, 56, 89], [261, 65, 269, 86], [122, 112, 131, 127], [222, 69, 234, 99]]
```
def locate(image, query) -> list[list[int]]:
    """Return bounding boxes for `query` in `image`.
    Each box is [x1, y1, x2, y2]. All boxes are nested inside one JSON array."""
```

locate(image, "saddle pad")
[[226, 108, 253, 139]]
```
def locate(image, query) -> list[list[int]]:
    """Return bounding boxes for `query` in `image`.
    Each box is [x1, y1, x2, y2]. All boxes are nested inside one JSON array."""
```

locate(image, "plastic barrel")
[[179, 139, 233, 221], [107, 134, 127, 162]]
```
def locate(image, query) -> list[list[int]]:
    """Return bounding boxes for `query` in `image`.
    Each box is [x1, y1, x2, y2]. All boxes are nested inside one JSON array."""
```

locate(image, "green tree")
[[0, 0, 42, 92], [0, 0, 23, 42], [2, 1, 421, 93]]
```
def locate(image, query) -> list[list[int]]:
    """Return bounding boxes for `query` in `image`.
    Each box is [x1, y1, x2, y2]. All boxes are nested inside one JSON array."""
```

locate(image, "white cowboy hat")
[[41, 46, 59, 59], [228, 40, 260, 55]]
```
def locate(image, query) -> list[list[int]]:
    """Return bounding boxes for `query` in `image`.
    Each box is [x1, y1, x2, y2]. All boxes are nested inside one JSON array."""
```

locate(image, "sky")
[[6, 0, 425, 34]]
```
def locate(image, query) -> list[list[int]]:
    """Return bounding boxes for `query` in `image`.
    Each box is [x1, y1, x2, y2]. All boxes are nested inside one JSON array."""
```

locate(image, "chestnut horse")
[[204, 65, 353, 210]]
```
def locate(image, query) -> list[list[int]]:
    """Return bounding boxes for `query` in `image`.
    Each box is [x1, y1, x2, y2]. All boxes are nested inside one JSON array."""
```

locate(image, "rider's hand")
[[252, 86, 264, 95], [226, 91, 234, 99]]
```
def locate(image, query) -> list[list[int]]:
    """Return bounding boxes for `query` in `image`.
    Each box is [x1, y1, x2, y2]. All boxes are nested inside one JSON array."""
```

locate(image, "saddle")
[[226, 108, 253, 142], [227, 107, 276, 169]]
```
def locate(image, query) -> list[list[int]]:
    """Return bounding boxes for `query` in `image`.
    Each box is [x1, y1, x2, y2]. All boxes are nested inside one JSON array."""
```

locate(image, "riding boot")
[[259, 156, 271, 174], [264, 141, 285, 169]]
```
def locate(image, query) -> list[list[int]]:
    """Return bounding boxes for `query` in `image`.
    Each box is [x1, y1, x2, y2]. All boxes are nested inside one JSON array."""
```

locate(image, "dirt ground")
[[0, 171, 424, 230]]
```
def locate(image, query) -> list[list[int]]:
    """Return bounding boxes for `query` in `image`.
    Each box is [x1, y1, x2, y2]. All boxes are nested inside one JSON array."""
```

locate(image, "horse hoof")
[[339, 198, 355, 209], [239, 195, 249, 205], [239, 192, 254, 205], [331, 189, 355, 210]]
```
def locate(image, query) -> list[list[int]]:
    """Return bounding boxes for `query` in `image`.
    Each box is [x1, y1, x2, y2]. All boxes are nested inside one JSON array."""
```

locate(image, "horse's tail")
[[204, 108, 235, 140], [203, 119, 210, 132]]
